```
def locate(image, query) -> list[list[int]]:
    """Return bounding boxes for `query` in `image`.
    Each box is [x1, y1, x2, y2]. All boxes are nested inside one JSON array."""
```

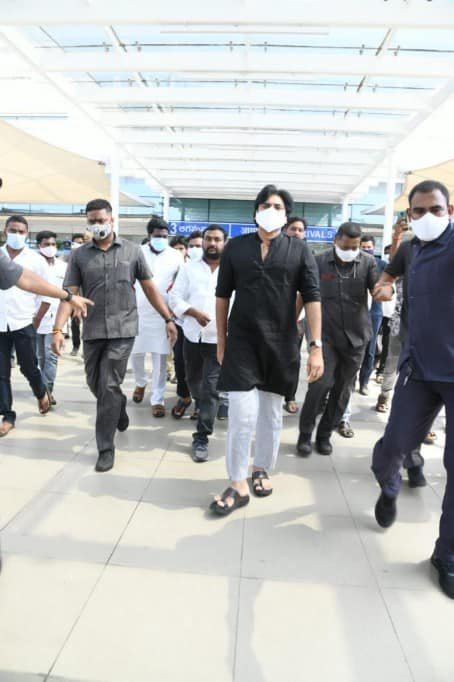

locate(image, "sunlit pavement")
[[0, 352, 451, 682]]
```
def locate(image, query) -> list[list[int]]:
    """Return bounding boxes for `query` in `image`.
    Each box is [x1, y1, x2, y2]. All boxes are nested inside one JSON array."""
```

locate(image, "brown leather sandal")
[[375, 394, 389, 413], [171, 397, 192, 419], [38, 390, 51, 415], [152, 404, 166, 418], [132, 386, 146, 403]]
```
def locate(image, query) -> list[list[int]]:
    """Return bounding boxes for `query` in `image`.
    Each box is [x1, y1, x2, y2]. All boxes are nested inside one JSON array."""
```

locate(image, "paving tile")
[[0, 487, 40, 529], [0, 555, 102, 676], [52, 566, 237, 682], [235, 578, 412, 682], [2, 492, 136, 563], [383, 586, 454, 682]]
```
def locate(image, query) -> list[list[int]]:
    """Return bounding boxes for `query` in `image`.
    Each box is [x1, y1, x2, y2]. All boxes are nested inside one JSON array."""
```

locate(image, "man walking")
[[0, 216, 53, 436], [130, 216, 182, 417], [371, 180, 454, 598], [211, 184, 322, 515], [169, 224, 226, 462], [53, 199, 177, 473], [297, 222, 379, 457]]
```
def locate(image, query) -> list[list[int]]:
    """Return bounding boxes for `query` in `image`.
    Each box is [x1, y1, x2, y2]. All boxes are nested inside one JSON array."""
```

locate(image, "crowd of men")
[[0, 179, 453, 601]]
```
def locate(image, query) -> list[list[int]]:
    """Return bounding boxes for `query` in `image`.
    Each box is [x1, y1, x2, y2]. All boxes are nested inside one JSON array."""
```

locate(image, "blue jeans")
[[0, 324, 46, 424], [36, 332, 58, 393], [359, 313, 382, 388]]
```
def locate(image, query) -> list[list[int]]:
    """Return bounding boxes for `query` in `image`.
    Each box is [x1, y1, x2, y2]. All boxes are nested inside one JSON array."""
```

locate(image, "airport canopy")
[[0, 120, 147, 206], [1, 0, 454, 203]]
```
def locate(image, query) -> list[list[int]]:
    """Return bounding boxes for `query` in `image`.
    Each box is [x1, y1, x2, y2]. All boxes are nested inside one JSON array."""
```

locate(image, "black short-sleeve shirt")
[[64, 235, 151, 340]]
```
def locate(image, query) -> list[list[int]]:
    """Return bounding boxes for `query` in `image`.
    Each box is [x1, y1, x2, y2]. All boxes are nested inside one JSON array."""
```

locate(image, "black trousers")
[[0, 324, 46, 425], [173, 325, 191, 399], [377, 317, 391, 375], [71, 316, 81, 350], [183, 338, 220, 443], [83, 337, 134, 455], [372, 366, 450, 561], [299, 339, 365, 438]]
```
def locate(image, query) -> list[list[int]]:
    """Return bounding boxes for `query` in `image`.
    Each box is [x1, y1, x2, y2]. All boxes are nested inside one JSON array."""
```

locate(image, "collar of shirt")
[[87, 233, 122, 249]]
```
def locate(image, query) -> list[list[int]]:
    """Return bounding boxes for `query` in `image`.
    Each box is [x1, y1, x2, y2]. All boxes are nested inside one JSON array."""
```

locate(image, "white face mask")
[[410, 213, 449, 242], [87, 223, 112, 241], [39, 245, 57, 259], [335, 245, 359, 263], [71, 242, 82, 250], [255, 207, 287, 233], [6, 232, 27, 250], [188, 246, 203, 261]]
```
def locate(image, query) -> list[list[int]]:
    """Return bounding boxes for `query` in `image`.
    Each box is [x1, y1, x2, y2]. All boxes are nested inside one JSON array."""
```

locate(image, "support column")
[[341, 196, 350, 222], [383, 153, 397, 255], [162, 191, 170, 221], [109, 146, 120, 234]]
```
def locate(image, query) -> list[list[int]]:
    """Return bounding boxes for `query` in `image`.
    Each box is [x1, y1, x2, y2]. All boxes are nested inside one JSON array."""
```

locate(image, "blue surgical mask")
[[150, 237, 168, 252], [6, 232, 27, 250], [362, 247, 375, 256]]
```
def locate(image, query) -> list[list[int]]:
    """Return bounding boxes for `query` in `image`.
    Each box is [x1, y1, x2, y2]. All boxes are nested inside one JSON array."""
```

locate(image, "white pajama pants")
[[131, 352, 167, 405], [226, 388, 283, 481]]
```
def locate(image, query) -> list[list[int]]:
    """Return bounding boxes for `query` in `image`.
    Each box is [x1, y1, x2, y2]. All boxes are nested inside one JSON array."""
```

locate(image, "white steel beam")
[[102, 111, 401, 135], [155, 170, 358, 183], [3, 0, 454, 29], [37, 51, 454, 80], [118, 130, 386, 150], [127, 160, 368, 174], [77, 86, 430, 113]]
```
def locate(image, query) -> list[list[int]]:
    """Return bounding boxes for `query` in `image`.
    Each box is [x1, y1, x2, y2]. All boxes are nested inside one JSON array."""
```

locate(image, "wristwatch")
[[309, 340, 323, 349], [164, 317, 174, 324], [62, 287, 73, 302]]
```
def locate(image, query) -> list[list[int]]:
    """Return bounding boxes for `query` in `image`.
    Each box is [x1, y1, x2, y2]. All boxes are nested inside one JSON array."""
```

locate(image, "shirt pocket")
[[116, 261, 135, 310]]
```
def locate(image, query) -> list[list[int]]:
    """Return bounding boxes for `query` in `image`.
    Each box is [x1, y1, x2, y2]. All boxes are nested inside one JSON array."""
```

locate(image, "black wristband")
[[62, 287, 73, 302], [164, 317, 174, 324]]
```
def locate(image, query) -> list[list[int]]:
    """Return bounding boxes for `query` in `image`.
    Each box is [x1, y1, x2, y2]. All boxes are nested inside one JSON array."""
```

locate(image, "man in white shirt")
[[170, 225, 226, 461], [35, 230, 67, 404], [0, 215, 53, 436], [130, 216, 182, 417]]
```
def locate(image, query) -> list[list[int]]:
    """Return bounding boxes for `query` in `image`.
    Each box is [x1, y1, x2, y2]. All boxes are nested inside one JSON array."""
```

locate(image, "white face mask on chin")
[[410, 213, 449, 242], [255, 207, 287, 233], [335, 245, 359, 262]]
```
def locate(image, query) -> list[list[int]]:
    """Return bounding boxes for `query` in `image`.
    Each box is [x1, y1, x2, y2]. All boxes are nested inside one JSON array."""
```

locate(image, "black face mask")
[[204, 249, 220, 261]]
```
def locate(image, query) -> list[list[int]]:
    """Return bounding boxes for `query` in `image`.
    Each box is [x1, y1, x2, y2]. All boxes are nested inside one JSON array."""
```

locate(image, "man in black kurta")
[[211, 184, 322, 516]]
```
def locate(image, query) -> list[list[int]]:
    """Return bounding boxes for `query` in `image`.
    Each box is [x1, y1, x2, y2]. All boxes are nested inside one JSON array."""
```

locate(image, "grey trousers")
[[83, 337, 134, 455]]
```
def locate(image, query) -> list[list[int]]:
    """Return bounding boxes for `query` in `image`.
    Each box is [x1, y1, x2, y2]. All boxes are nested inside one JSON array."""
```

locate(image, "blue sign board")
[[168, 221, 335, 243]]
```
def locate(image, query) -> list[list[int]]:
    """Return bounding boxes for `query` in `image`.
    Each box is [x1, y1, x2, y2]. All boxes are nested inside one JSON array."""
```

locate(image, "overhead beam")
[[154, 169, 359, 182], [126, 159, 369, 173], [37, 51, 454, 80], [77, 86, 429, 113], [103, 111, 401, 134], [118, 130, 386, 150], [3, 0, 454, 29]]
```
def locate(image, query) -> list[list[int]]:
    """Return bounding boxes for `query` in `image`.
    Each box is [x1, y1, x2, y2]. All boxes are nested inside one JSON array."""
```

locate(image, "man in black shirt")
[[372, 180, 454, 599], [53, 198, 177, 473], [211, 184, 322, 516], [297, 222, 379, 457]]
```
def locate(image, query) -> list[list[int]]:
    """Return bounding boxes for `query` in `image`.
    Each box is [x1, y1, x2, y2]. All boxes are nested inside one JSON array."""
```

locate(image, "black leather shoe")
[[375, 491, 397, 528], [407, 465, 427, 488], [117, 396, 129, 432], [431, 553, 454, 599], [315, 436, 332, 456], [95, 450, 114, 472], [296, 432, 312, 457]]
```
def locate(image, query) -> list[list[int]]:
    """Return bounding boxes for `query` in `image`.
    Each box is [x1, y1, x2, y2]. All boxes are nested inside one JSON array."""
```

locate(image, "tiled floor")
[[0, 353, 451, 682]]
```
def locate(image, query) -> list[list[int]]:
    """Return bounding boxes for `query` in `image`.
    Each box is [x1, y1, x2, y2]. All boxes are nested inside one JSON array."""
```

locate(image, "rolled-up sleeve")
[[298, 243, 321, 303], [216, 242, 235, 298], [0, 250, 22, 290], [169, 264, 191, 318], [63, 251, 82, 288], [135, 248, 152, 281]]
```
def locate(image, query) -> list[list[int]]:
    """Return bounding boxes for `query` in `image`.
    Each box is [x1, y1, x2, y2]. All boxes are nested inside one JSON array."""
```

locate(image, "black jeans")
[[183, 338, 220, 443], [299, 339, 365, 439], [0, 324, 47, 425], [83, 337, 134, 455], [173, 325, 191, 399]]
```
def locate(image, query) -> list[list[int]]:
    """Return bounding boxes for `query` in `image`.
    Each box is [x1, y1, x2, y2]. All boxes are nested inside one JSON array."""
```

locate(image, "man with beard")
[[169, 225, 227, 461]]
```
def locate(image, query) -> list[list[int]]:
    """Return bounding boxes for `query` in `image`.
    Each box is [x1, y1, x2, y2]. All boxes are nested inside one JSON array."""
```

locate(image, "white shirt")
[[0, 246, 52, 332], [37, 257, 67, 334], [169, 259, 220, 344]]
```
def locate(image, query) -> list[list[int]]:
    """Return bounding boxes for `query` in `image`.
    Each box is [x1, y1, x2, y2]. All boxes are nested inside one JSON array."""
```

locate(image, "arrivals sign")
[[169, 221, 335, 243]]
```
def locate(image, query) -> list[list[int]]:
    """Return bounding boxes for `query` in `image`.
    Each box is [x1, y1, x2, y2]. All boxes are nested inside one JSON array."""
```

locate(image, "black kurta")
[[216, 232, 321, 396]]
